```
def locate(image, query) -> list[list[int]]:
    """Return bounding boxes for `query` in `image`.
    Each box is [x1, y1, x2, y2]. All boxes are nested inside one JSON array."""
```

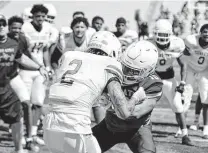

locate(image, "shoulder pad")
[[105, 63, 123, 83], [140, 74, 163, 99]]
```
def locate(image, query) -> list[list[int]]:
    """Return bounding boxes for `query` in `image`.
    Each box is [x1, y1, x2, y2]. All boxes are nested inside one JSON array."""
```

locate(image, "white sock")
[[203, 125, 208, 135], [182, 128, 188, 136], [31, 126, 38, 136]]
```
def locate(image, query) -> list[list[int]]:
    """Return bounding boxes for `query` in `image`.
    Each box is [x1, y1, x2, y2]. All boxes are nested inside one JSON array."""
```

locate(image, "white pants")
[[44, 129, 101, 153], [19, 69, 46, 106], [10, 75, 30, 102], [183, 68, 208, 105], [162, 78, 190, 113]]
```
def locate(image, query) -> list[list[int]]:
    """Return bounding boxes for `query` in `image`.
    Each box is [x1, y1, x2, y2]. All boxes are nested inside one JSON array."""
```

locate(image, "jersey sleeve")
[[183, 35, 196, 56], [105, 61, 123, 84], [140, 74, 163, 101]]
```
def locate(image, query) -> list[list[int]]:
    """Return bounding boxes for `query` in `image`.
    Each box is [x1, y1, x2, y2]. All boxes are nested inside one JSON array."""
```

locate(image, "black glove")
[[176, 81, 185, 94]]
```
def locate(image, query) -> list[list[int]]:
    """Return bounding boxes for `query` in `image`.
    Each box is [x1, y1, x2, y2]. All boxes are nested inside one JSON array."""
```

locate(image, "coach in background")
[[93, 40, 163, 153], [0, 14, 48, 153]]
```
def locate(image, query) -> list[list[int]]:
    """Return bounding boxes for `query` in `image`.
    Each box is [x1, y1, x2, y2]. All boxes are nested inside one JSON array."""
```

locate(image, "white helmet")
[[44, 3, 57, 24], [121, 40, 158, 85], [87, 31, 122, 60], [153, 19, 172, 45], [22, 7, 32, 21]]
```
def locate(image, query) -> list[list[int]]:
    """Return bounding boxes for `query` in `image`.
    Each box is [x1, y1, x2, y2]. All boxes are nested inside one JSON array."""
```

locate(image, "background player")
[[93, 40, 162, 153], [18, 4, 52, 146], [43, 31, 142, 153], [178, 24, 208, 139], [150, 19, 193, 145]]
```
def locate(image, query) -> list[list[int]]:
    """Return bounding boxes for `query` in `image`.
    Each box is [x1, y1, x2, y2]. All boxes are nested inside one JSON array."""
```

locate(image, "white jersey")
[[184, 34, 208, 72], [150, 36, 185, 72], [21, 22, 51, 65], [46, 51, 122, 133], [118, 29, 138, 43], [62, 32, 92, 52]]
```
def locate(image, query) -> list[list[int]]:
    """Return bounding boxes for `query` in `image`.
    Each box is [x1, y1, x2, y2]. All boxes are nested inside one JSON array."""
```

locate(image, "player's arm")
[[130, 81, 163, 119], [43, 46, 52, 72], [176, 46, 189, 93], [107, 80, 137, 119]]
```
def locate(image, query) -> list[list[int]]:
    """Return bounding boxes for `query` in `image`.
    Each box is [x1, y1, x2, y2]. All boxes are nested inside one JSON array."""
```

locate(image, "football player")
[[178, 24, 208, 139], [92, 40, 162, 153], [21, 7, 32, 22], [18, 4, 52, 146], [150, 19, 193, 145], [43, 31, 142, 153]]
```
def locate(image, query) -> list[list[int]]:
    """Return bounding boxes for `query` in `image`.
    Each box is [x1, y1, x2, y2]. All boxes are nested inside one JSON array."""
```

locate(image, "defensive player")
[[178, 24, 208, 139], [0, 14, 48, 153], [43, 31, 142, 153], [93, 40, 162, 153], [18, 4, 52, 146], [150, 19, 193, 145]]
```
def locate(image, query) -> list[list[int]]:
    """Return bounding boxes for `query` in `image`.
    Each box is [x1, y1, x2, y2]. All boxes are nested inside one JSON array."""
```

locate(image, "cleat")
[[182, 135, 194, 146], [189, 124, 199, 131], [25, 141, 39, 152], [33, 136, 45, 145]]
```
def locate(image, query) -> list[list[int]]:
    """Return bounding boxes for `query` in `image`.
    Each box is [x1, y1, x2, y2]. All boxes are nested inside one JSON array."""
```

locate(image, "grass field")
[[0, 98, 208, 153], [0, 66, 207, 153]]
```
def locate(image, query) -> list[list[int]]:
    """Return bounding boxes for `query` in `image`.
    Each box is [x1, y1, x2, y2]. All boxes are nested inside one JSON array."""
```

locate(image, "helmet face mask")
[[154, 19, 172, 46], [22, 7, 32, 22], [44, 3, 57, 24]]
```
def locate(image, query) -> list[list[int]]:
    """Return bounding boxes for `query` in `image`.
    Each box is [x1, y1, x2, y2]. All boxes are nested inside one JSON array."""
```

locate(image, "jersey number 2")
[[198, 56, 205, 65], [61, 59, 82, 84]]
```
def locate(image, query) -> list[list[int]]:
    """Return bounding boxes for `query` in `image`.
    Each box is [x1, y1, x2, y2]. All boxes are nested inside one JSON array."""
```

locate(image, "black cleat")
[[182, 135, 194, 146], [25, 141, 40, 152]]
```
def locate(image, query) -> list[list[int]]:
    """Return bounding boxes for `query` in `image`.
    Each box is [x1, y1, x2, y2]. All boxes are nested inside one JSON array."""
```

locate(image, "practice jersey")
[[105, 73, 163, 132], [183, 34, 208, 72], [149, 36, 185, 72], [21, 21, 51, 66], [62, 32, 92, 53], [49, 51, 122, 113]]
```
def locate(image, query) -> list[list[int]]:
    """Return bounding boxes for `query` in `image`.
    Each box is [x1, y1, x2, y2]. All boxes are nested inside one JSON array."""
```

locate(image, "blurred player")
[[150, 19, 193, 145], [0, 14, 48, 153], [178, 24, 208, 139], [43, 31, 142, 153], [21, 7, 32, 22], [92, 16, 104, 32], [18, 4, 52, 146], [93, 40, 162, 153]]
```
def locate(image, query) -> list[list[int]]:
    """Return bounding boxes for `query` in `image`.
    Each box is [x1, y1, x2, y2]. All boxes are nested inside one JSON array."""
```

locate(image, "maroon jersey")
[[105, 73, 163, 132], [0, 36, 22, 85]]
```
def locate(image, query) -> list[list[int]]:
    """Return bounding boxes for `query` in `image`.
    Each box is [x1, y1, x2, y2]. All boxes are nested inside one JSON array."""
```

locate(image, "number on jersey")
[[31, 42, 44, 53], [60, 59, 82, 85], [198, 56, 205, 65]]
